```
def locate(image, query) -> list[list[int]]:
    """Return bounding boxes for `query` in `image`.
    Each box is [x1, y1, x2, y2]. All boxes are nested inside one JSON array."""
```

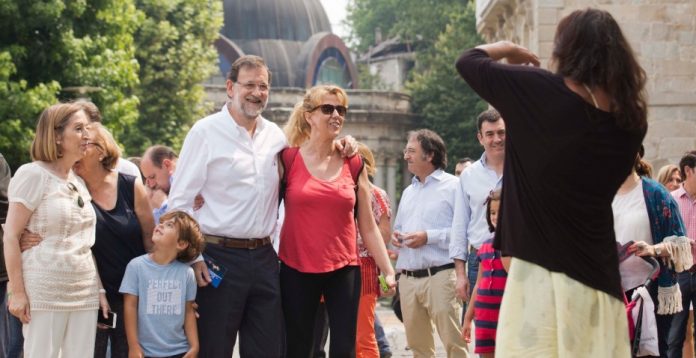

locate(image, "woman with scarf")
[[615, 151, 690, 355]]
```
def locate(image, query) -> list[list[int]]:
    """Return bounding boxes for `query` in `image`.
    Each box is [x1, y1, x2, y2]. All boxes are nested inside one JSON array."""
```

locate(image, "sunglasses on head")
[[311, 104, 347, 117]]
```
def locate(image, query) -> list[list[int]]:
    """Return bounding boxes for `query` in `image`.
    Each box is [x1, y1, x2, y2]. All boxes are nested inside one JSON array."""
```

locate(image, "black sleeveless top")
[[91, 173, 146, 301]]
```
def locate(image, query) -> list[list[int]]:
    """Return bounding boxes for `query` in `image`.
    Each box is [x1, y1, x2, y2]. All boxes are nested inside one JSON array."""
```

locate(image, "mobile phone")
[[378, 275, 389, 293], [97, 310, 117, 328]]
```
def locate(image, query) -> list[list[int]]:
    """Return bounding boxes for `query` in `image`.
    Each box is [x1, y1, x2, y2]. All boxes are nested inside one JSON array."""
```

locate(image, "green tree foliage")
[[407, 4, 488, 166], [0, 0, 140, 169], [0, 0, 222, 168], [124, 0, 222, 155], [347, 0, 487, 169]]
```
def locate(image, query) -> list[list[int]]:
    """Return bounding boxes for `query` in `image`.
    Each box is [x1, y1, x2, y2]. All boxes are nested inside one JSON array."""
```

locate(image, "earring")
[[99, 157, 104, 161]]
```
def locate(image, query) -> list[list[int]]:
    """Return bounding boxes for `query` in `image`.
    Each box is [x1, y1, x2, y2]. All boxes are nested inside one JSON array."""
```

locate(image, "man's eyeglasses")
[[236, 82, 269, 92], [67, 182, 85, 208], [310, 104, 347, 117]]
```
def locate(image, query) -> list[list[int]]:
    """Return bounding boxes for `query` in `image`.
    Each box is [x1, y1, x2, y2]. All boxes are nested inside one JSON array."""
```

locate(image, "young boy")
[[120, 211, 205, 358]]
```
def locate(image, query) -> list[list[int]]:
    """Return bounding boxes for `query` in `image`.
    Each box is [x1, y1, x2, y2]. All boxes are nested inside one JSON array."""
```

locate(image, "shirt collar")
[[675, 185, 692, 200], [479, 152, 488, 168], [411, 169, 445, 186], [222, 104, 266, 136]]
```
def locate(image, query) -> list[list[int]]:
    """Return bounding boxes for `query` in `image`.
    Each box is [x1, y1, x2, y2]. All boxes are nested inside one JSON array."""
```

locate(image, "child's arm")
[[182, 300, 199, 357], [124, 294, 144, 358], [462, 262, 484, 342]]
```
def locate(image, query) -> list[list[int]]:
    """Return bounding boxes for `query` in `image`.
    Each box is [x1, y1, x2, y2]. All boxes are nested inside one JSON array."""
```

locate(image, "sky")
[[319, 0, 351, 39]]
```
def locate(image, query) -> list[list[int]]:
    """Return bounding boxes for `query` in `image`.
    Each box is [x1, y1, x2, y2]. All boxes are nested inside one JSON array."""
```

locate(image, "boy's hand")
[[128, 347, 144, 358]]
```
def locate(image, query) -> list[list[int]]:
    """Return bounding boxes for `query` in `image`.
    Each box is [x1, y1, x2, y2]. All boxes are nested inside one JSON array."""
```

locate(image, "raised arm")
[[474, 41, 540, 66]]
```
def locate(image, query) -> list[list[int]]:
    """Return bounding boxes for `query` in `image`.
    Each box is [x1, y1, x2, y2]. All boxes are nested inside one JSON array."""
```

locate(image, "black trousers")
[[281, 263, 361, 358], [197, 244, 284, 357]]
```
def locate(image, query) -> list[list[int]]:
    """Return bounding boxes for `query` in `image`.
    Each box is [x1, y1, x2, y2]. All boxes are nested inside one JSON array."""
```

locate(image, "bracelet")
[[98, 288, 106, 294]]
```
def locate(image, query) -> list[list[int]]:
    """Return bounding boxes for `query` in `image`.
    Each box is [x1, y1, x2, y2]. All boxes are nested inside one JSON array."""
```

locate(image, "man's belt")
[[204, 235, 272, 250], [402, 263, 455, 278]]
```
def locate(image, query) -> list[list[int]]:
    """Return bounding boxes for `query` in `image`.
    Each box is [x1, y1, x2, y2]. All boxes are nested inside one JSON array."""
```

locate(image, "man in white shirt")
[[450, 109, 505, 303], [392, 129, 468, 357], [166, 55, 285, 357]]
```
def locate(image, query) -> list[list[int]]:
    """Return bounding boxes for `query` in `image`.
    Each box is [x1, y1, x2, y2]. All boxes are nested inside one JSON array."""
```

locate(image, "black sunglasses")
[[311, 104, 347, 117], [67, 182, 85, 208]]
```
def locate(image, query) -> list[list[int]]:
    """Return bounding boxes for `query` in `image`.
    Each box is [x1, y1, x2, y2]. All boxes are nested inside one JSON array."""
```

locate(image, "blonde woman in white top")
[[3, 102, 108, 357]]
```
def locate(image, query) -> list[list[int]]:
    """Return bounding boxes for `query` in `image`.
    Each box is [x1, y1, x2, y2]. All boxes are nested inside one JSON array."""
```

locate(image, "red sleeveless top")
[[279, 150, 361, 273]]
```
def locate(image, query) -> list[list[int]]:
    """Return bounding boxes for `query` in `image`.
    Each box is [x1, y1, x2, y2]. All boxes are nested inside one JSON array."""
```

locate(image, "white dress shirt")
[[449, 153, 502, 261], [393, 169, 459, 271], [167, 105, 287, 238]]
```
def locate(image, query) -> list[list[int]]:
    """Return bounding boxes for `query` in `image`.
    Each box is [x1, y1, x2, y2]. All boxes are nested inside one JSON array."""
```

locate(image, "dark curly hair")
[[552, 8, 647, 131]]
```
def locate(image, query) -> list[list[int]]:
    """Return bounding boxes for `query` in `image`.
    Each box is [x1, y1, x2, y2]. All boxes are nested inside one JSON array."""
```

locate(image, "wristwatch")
[[654, 244, 662, 256]]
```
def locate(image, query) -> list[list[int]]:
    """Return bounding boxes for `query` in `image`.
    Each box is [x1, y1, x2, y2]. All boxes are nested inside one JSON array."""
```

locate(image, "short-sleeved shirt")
[[9, 162, 99, 311], [119, 254, 196, 357], [457, 49, 646, 300]]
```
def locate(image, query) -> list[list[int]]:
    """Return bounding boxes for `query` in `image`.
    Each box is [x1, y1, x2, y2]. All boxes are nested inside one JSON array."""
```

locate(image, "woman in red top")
[[279, 85, 396, 357]]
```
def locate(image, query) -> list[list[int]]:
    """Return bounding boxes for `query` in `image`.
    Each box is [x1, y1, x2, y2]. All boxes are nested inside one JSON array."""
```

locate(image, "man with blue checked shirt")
[[450, 109, 505, 304], [392, 129, 469, 358]]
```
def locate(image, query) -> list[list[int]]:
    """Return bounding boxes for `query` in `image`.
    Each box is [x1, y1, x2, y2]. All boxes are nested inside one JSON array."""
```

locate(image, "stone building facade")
[[475, 0, 696, 168]]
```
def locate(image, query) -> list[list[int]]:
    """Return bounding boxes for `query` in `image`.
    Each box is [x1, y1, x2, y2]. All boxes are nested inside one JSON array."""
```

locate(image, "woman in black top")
[[456, 8, 647, 356], [73, 123, 154, 357]]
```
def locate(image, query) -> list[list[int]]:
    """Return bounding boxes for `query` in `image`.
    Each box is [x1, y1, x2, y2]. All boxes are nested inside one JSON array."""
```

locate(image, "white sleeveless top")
[[8, 162, 99, 311]]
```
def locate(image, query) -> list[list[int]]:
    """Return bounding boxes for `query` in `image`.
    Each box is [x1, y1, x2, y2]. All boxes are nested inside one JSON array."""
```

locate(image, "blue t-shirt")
[[119, 254, 196, 357]]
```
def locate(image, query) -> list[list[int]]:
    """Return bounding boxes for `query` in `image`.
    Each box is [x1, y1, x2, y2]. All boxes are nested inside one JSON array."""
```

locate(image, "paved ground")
[[375, 304, 450, 357], [231, 301, 466, 357]]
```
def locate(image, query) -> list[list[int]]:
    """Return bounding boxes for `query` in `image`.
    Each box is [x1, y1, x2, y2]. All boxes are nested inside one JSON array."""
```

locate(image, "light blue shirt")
[[449, 153, 502, 261], [393, 169, 459, 271], [120, 255, 196, 357]]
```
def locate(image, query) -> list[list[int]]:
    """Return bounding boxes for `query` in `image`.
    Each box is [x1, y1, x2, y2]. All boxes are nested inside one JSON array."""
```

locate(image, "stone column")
[[374, 153, 386, 189], [386, 157, 397, 207]]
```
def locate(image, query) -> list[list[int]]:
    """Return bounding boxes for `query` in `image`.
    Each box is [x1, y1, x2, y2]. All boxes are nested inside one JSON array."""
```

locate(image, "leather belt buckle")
[[247, 239, 260, 250]]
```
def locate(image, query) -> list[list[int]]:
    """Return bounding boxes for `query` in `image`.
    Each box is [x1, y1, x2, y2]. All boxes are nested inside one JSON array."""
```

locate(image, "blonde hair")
[[357, 142, 376, 177], [657, 164, 680, 186], [89, 123, 121, 170], [31, 102, 86, 162], [284, 85, 348, 147]]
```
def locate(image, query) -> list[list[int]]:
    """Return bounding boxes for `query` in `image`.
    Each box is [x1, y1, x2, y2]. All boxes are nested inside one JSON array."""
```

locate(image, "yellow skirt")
[[496, 258, 630, 357]]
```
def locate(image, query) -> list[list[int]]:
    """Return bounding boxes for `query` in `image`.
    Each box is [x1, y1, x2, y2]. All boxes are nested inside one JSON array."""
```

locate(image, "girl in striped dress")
[[462, 190, 509, 357]]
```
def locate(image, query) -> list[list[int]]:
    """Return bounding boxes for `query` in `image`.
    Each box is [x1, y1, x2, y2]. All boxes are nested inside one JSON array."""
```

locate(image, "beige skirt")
[[496, 258, 630, 357]]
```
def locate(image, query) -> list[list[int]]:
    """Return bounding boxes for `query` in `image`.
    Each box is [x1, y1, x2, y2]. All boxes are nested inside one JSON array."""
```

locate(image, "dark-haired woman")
[[457, 8, 648, 356], [614, 154, 688, 356]]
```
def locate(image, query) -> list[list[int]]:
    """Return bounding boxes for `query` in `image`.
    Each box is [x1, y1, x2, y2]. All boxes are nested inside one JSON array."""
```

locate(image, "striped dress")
[[474, 238, 508, 354]]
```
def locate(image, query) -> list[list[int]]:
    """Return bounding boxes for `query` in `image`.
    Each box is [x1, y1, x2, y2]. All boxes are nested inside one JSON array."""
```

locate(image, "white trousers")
[[23, 310, 97, 358]]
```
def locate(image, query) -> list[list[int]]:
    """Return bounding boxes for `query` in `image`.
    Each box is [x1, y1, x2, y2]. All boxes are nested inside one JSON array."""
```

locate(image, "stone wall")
[[476, 0, 696, 170]]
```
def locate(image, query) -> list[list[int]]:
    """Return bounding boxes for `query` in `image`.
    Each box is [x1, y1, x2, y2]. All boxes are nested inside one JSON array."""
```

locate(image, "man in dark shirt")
[[0, 154, 22, 357]]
